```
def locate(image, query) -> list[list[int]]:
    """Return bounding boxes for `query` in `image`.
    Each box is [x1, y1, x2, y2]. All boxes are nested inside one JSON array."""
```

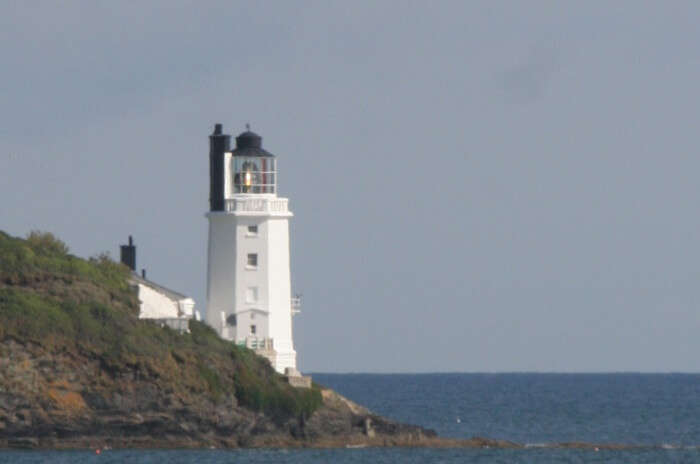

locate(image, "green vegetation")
[[1, 231, 129, 294], [230, 339, 322, 420], [0, 230, 321, 421]]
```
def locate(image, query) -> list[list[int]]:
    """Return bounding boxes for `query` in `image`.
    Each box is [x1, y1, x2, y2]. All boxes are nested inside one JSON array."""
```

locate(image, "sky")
[[2, 1, 700, 372]]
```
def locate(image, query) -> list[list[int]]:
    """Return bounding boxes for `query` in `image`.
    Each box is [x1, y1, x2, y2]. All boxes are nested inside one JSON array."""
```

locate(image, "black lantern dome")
[[232, 130, 275, 157]]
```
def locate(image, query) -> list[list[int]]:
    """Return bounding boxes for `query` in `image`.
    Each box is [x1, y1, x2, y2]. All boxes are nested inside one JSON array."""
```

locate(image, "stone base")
[[254, 349, 276, 369], [284, 368, 312, 388]]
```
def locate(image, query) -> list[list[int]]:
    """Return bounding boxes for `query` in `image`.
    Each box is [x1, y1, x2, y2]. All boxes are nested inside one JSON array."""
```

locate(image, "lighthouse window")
[[233, 157, 276, 194], [246, 287, 258, 303], [247, 225, 258, 235], [247, 253, 258, 268], [250, 324, 257, 335], [226, 314, 237, 326]]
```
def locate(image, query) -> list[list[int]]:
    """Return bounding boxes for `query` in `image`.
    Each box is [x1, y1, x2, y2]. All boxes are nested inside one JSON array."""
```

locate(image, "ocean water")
[[314, 373, 700, 445], [2, 373, 699, 463]]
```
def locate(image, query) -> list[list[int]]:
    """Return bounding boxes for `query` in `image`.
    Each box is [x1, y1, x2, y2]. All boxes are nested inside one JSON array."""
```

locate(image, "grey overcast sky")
[[2, 1, 700, 372]]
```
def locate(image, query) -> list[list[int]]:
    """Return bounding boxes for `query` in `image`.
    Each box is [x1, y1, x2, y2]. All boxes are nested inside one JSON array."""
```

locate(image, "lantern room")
[[229, 129, 277, 195]]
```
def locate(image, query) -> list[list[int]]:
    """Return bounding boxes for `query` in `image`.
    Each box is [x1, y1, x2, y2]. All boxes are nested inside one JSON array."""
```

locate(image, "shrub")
[[25, 231, 69, 256]]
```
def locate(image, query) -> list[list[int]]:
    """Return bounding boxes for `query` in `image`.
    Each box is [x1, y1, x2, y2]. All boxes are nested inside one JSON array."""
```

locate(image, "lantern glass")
[[233, 156, 276, 194]]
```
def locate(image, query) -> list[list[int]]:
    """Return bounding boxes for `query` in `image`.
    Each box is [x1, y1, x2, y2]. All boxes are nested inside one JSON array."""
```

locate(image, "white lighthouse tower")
[[205, 124, 299, 374]]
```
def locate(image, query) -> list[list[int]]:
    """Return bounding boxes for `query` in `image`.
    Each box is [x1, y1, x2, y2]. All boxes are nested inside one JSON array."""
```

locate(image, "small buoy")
[[95, 449, 101, 455], [594, 447, 599, 452], [456, 417, 461, 423]]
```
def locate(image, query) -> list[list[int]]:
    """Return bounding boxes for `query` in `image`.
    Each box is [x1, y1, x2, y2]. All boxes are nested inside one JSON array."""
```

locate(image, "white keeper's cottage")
[[204, 124, 303, 377], [119, 236, 199, 332]]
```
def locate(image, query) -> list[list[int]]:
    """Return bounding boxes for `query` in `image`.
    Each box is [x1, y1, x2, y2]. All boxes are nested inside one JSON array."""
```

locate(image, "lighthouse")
[[205, 124, 300, 374]]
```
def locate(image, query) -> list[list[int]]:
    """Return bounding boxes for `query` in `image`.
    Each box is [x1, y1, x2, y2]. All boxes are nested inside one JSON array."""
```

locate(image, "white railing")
[[154, 318, 190, 333], [239, 337, 274, 350], [291, 294, 301, 314], [224, 198, 288, 214]]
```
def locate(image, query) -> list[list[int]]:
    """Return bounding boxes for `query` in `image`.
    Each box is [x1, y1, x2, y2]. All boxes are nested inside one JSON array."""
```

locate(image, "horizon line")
[[307, 371, 700, 375]]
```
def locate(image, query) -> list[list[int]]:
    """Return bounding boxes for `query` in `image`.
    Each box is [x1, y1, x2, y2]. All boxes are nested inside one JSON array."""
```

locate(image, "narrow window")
[[246, 287, 258, 303], [226, 314, 237, 326], [247, 253, 257, 268], [250, 324, 257, 335], [247, 224, 258, 235]]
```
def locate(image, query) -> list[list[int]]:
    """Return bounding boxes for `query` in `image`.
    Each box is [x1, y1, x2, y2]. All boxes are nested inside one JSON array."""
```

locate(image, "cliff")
[[0, 231, 455, 449]]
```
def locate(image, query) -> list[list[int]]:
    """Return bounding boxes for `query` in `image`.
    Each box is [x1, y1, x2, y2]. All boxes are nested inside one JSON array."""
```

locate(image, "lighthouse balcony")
[[223, 197, 289, 214], [291, 295, 301, 314], [238, 337, 274, 350]]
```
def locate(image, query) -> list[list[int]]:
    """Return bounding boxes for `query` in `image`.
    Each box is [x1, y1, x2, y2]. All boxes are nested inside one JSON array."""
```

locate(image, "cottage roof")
[[130, 273, 191, 302]]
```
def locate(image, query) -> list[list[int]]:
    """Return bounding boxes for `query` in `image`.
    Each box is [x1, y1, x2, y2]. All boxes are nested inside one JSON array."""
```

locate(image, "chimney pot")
[[120, 235, 136, 271]]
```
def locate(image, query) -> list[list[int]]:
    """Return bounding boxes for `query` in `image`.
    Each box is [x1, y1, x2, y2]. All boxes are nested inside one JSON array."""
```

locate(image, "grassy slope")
[[0, 231, 321, 423]]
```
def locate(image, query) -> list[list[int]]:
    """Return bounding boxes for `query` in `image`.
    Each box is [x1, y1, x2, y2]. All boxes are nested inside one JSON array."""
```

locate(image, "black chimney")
[[141, 268, 146, 279], [120, 235, 136, 271], [209, 123, 231, 211]]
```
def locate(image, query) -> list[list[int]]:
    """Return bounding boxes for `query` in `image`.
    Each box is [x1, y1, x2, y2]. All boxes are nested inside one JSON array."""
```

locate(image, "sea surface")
[[2, 373, 699, 463]]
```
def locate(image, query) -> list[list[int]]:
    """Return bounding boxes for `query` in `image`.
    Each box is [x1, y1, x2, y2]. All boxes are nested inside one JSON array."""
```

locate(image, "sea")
[[2, 373, 699, 463]]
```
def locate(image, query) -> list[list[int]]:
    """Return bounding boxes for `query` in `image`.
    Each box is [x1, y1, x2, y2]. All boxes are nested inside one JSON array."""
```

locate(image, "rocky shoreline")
[[0, 325, 669, 452], [0, 382, 658, 451]]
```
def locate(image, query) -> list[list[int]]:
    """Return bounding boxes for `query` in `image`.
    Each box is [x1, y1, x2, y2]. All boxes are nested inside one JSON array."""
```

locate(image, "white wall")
[[234, 215, 267, 343], [138, 283, 184, 319], [179, 298, 196, 318], [266, 217, 294, 355], [236, 309, 269, 338], [205, 194, 297, 373], [205, 213, 238, 338]]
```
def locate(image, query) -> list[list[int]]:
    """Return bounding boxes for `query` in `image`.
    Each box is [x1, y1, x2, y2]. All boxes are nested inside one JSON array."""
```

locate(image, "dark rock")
[[8, 437, 38, 448]]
